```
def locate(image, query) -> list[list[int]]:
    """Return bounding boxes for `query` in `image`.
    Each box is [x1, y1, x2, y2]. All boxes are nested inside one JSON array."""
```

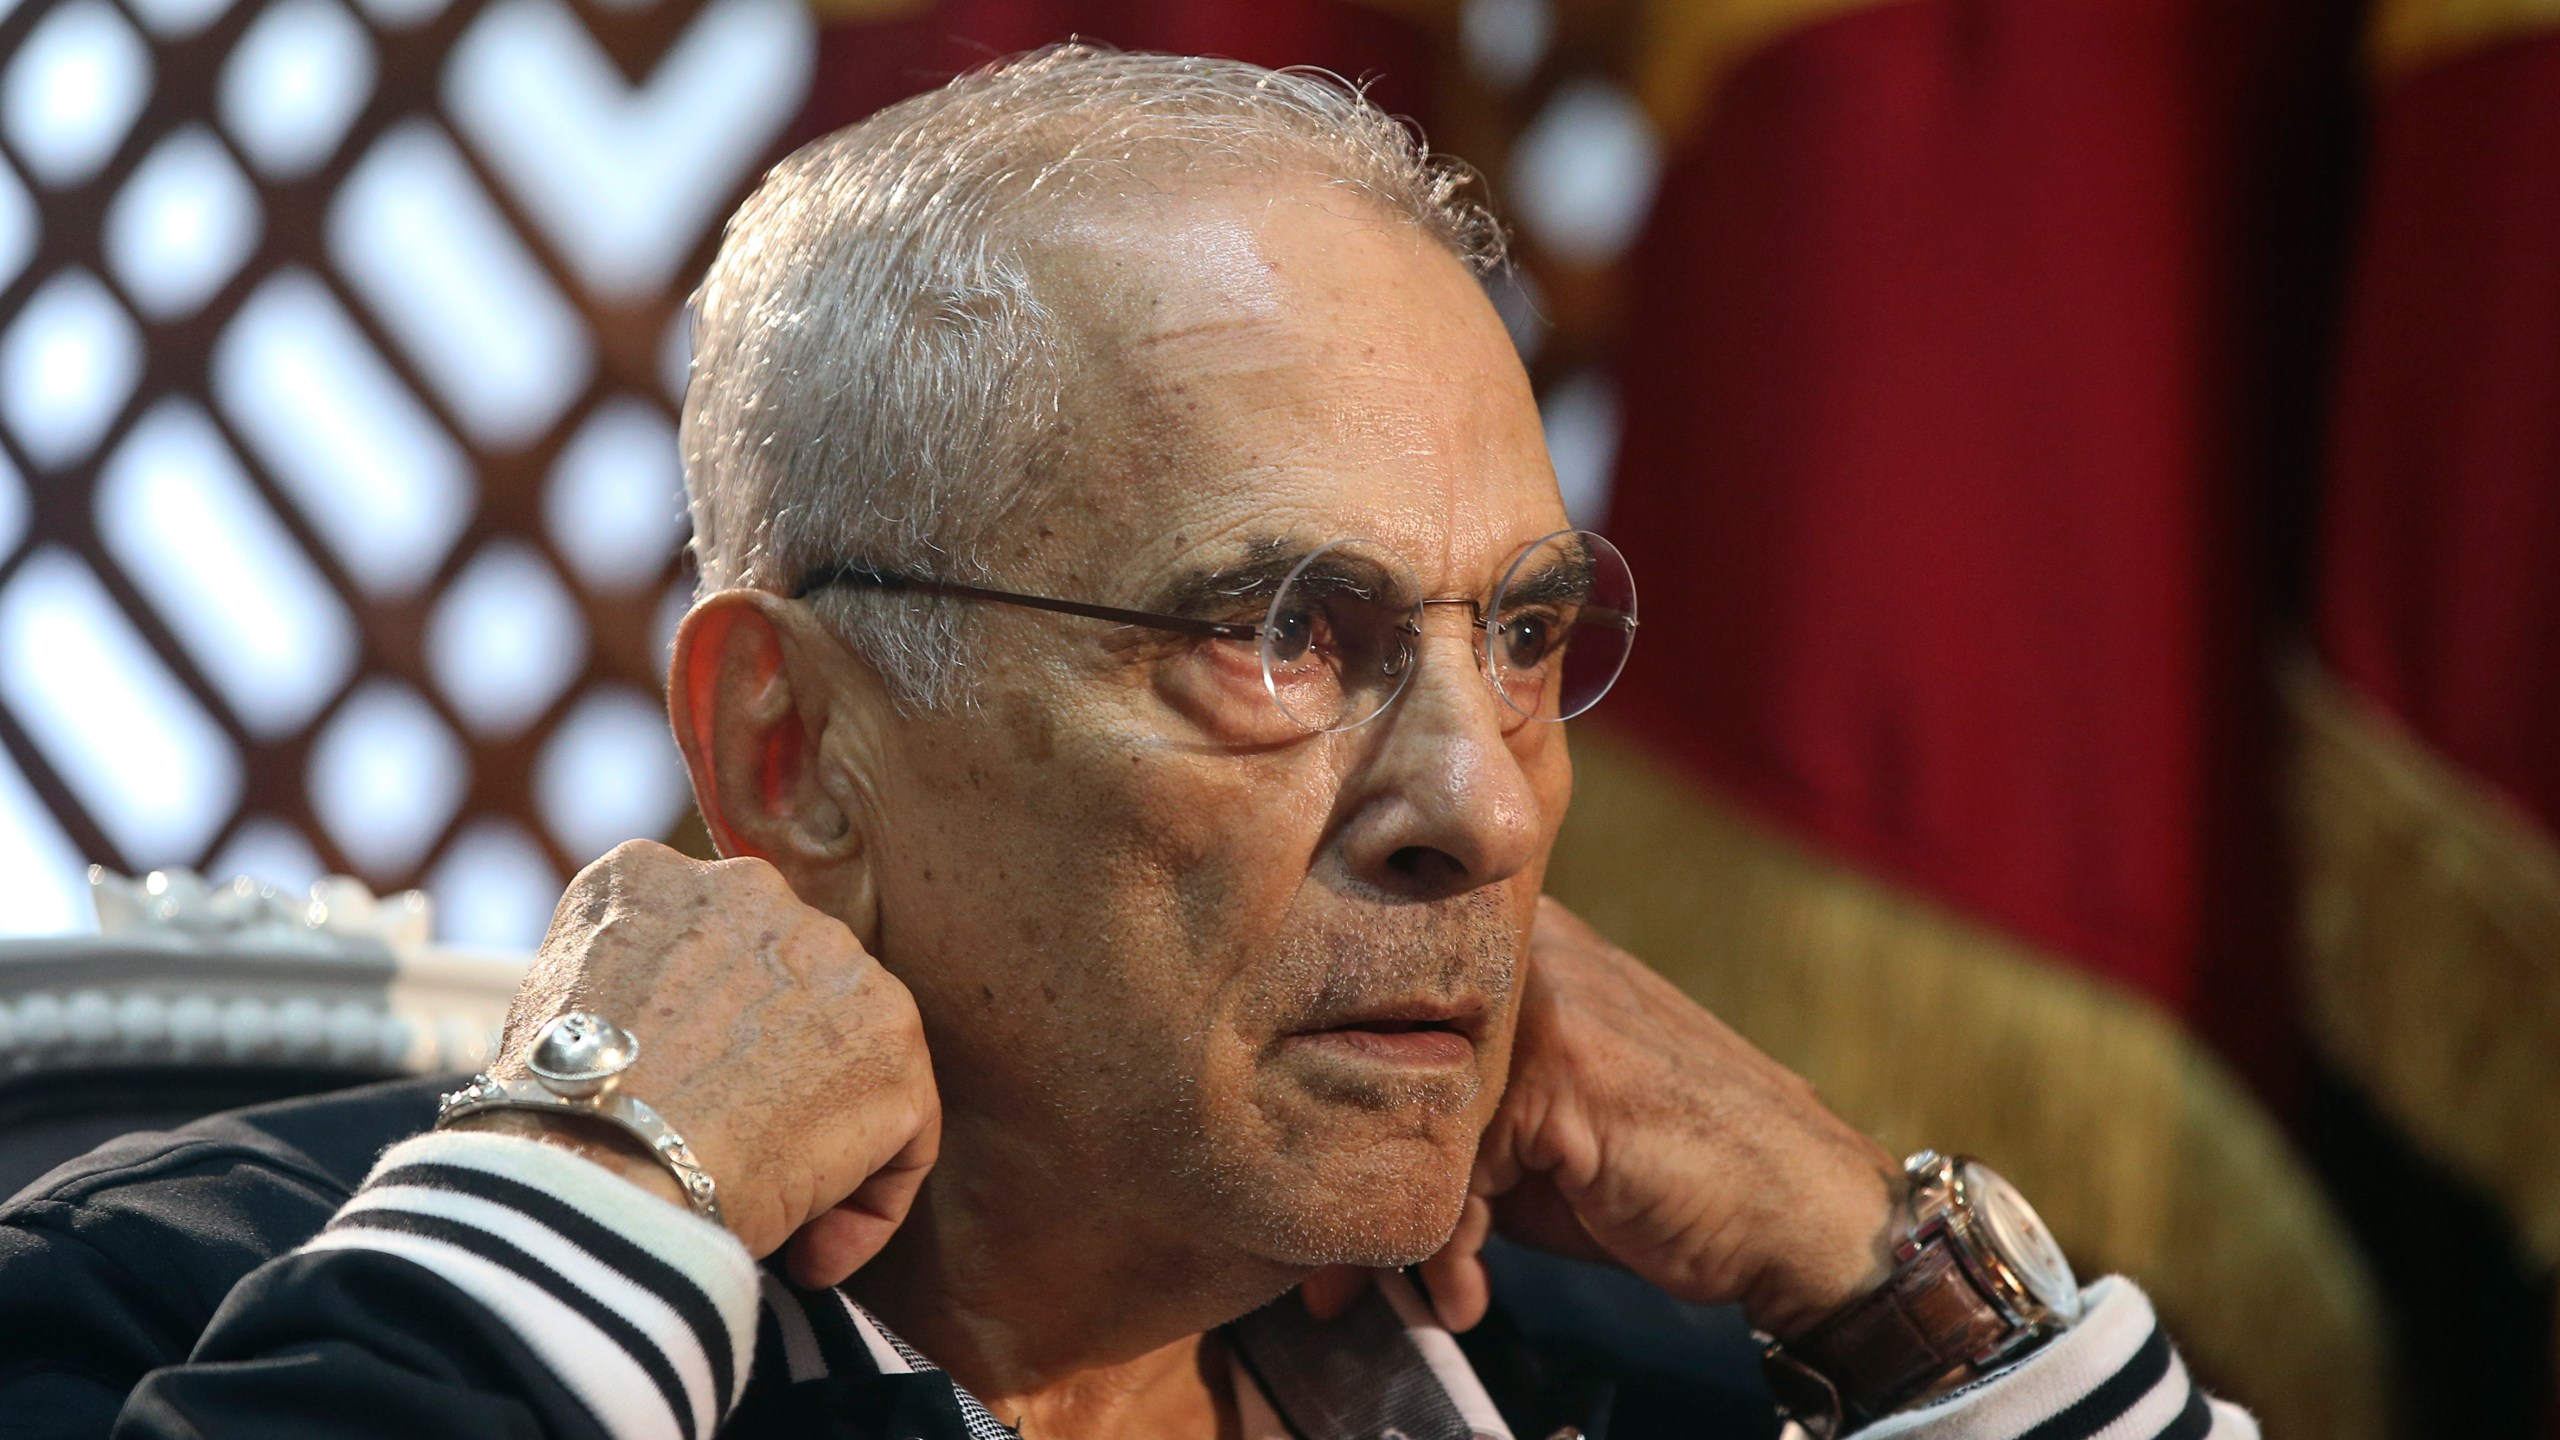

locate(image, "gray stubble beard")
[[1153, 889, 1522, 1270]]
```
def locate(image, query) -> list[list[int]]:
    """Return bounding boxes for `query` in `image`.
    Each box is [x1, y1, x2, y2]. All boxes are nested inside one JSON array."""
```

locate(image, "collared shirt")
[[757, 1267, 1515, 1440]]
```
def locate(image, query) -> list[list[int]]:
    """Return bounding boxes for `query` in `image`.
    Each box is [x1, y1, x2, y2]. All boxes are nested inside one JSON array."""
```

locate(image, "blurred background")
[[0, 0, 2550, 1433]]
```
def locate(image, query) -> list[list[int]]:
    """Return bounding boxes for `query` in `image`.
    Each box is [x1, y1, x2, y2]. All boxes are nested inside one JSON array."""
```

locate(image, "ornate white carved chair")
[[0, 869, 526, 1198]]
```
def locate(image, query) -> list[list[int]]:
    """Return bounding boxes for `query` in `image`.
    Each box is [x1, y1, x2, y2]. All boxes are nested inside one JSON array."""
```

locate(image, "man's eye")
[[1496, 609, 1569, 668], [1266, 605, 1315, 664]]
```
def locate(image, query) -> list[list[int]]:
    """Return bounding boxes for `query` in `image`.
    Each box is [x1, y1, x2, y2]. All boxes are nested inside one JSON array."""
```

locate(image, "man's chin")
[[1242, 1168, 1471, 1270], [1217, 1078, 1484, 1269]]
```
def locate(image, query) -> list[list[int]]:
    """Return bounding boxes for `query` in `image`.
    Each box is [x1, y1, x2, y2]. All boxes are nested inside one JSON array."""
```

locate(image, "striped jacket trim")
[[1858, 1277, 2256, 1440], [308, 1136, 2256, 1440], [297, 1131, 759, 1440]]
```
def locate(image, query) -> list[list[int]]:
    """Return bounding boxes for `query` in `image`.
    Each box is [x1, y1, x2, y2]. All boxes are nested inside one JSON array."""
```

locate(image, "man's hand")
[[1313, 897, 1902, 1340], [451, 841, 939, 1289]]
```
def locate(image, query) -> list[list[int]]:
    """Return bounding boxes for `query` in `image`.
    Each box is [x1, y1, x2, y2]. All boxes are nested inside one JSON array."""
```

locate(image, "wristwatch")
[[1760, 1150, 2081, 1438]]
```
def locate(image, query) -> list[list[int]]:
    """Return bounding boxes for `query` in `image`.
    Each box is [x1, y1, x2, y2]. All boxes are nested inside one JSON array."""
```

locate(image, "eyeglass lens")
[[1257, 531, 1638, 734], [1260, 543, 1421, 732], [1487, 529, 1638, 724]]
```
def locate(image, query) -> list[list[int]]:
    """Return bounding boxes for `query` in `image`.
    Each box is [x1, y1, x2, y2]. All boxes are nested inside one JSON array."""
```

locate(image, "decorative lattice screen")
[[0, 0, 813, 945], [0, 0, 1672, 947]]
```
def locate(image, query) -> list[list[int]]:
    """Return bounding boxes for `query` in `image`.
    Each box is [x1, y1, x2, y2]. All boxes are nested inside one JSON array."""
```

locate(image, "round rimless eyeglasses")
[[791, 528, 1639, 735]]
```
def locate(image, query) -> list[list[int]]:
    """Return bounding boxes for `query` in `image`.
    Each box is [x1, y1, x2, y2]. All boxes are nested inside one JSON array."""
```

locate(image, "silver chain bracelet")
[[434, 1012, 724, 1226]]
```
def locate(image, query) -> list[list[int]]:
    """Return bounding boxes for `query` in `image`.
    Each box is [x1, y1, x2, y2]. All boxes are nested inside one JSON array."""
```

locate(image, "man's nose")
[[1334, 628, 1545, 901]]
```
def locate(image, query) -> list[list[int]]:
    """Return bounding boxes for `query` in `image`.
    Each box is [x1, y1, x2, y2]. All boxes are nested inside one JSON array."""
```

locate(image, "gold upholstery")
[[2292, 665, 2560, 1270]]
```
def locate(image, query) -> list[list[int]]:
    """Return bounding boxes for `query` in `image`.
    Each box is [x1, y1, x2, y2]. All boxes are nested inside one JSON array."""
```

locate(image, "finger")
[[1530, 893, 1602, 949], [843, 1103, 941, 1223], [780, 1160, 933, 1288], [1488, 1176, 1617, 1267], [784, 1204, 894, 1288], [782, 1169, 929, 1287], [782, 1109, 940, 1289], [1417, 1194, 1494, 1332], [872, 1099, 943, 1201], [1469, 1125, 1525, 1199], [1298, 1264, 1373, 1321]]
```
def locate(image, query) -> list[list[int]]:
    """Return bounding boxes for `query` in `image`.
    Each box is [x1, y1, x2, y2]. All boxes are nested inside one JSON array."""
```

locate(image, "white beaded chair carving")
[[0, 867, 525, 1197]]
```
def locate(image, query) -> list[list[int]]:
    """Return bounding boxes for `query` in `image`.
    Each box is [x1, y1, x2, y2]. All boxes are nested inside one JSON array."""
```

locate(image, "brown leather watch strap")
[[1769, 1227, 2016, 1432]]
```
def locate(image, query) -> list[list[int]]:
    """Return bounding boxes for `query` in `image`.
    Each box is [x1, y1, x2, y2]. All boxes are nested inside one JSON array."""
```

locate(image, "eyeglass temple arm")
[[793, 563, 1261, 642]]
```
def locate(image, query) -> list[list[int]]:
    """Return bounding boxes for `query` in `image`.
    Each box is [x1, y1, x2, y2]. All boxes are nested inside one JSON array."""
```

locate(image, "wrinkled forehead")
[[1016, 178, 1564, 595]]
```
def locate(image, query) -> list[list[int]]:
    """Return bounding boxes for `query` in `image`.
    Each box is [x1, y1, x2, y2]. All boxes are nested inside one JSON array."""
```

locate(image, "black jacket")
[[0, 1076, 1780, 1440]]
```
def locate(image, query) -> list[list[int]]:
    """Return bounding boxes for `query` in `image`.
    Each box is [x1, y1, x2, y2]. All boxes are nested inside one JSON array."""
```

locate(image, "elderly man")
[[1, 47, 2245, 1440]]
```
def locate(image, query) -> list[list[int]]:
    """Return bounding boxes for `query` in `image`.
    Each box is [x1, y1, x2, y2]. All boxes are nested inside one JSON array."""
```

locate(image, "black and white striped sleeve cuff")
[[300, 1130, 761, 1440], [1853, 1277, 2256, 1440]]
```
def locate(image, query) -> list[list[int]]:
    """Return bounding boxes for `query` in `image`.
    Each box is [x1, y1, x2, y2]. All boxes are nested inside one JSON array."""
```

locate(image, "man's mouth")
[[1282, 1001, 1484, 1068]]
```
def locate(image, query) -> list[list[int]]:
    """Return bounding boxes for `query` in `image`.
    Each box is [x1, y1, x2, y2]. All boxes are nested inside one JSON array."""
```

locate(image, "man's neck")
[[842, 1126, 1300, 1440], [939, 1330, 1238, 1440]]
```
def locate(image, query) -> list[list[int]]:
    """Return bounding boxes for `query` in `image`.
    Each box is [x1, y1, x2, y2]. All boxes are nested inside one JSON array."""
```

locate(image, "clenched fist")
[[450, 841, 939, 1288]]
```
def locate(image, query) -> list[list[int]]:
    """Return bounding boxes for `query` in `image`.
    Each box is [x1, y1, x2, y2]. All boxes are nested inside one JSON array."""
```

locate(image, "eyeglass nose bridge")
[[1418, 597, 1493, 625], [1374, 596, 1509, 699]]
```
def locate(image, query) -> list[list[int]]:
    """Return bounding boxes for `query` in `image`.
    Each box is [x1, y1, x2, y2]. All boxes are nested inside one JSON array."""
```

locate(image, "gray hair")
[[678, 43, 1504, 707]]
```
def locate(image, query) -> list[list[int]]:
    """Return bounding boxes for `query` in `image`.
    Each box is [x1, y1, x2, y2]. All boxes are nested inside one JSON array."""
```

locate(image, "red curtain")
[[1600, 0, 2352, 1093], [2319, 30, 2560, 842]]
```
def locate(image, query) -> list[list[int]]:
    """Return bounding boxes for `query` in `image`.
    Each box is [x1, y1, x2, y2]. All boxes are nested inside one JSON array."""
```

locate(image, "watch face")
[[1963, 1163, 2081, 1322]]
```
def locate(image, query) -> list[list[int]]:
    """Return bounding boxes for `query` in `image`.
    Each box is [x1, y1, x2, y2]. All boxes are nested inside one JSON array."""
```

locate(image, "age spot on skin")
[[1003, 694, 1059, 764]]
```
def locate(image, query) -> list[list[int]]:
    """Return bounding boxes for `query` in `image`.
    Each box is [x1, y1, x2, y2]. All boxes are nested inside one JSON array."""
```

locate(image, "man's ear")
[[668, 589, 885, 941]]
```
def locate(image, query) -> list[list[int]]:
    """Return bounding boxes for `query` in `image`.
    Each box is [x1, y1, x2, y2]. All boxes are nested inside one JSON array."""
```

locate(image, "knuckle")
[[713, 851, 781, 883], [904, 1081, 942, 1124], [884, 999, 930, 1051], [595, 838, 680, 881], [562, 841, 678, 905], [710, 854, 792, 899], [605, 837, 672, 865], [797, 907, 862, 953]]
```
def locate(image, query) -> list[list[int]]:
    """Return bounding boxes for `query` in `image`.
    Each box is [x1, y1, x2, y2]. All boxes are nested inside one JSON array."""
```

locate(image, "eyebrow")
[[1144, 537, 1318, 618], [1494, 546, 1597, 609], [1149, 535, 1599, 618]]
